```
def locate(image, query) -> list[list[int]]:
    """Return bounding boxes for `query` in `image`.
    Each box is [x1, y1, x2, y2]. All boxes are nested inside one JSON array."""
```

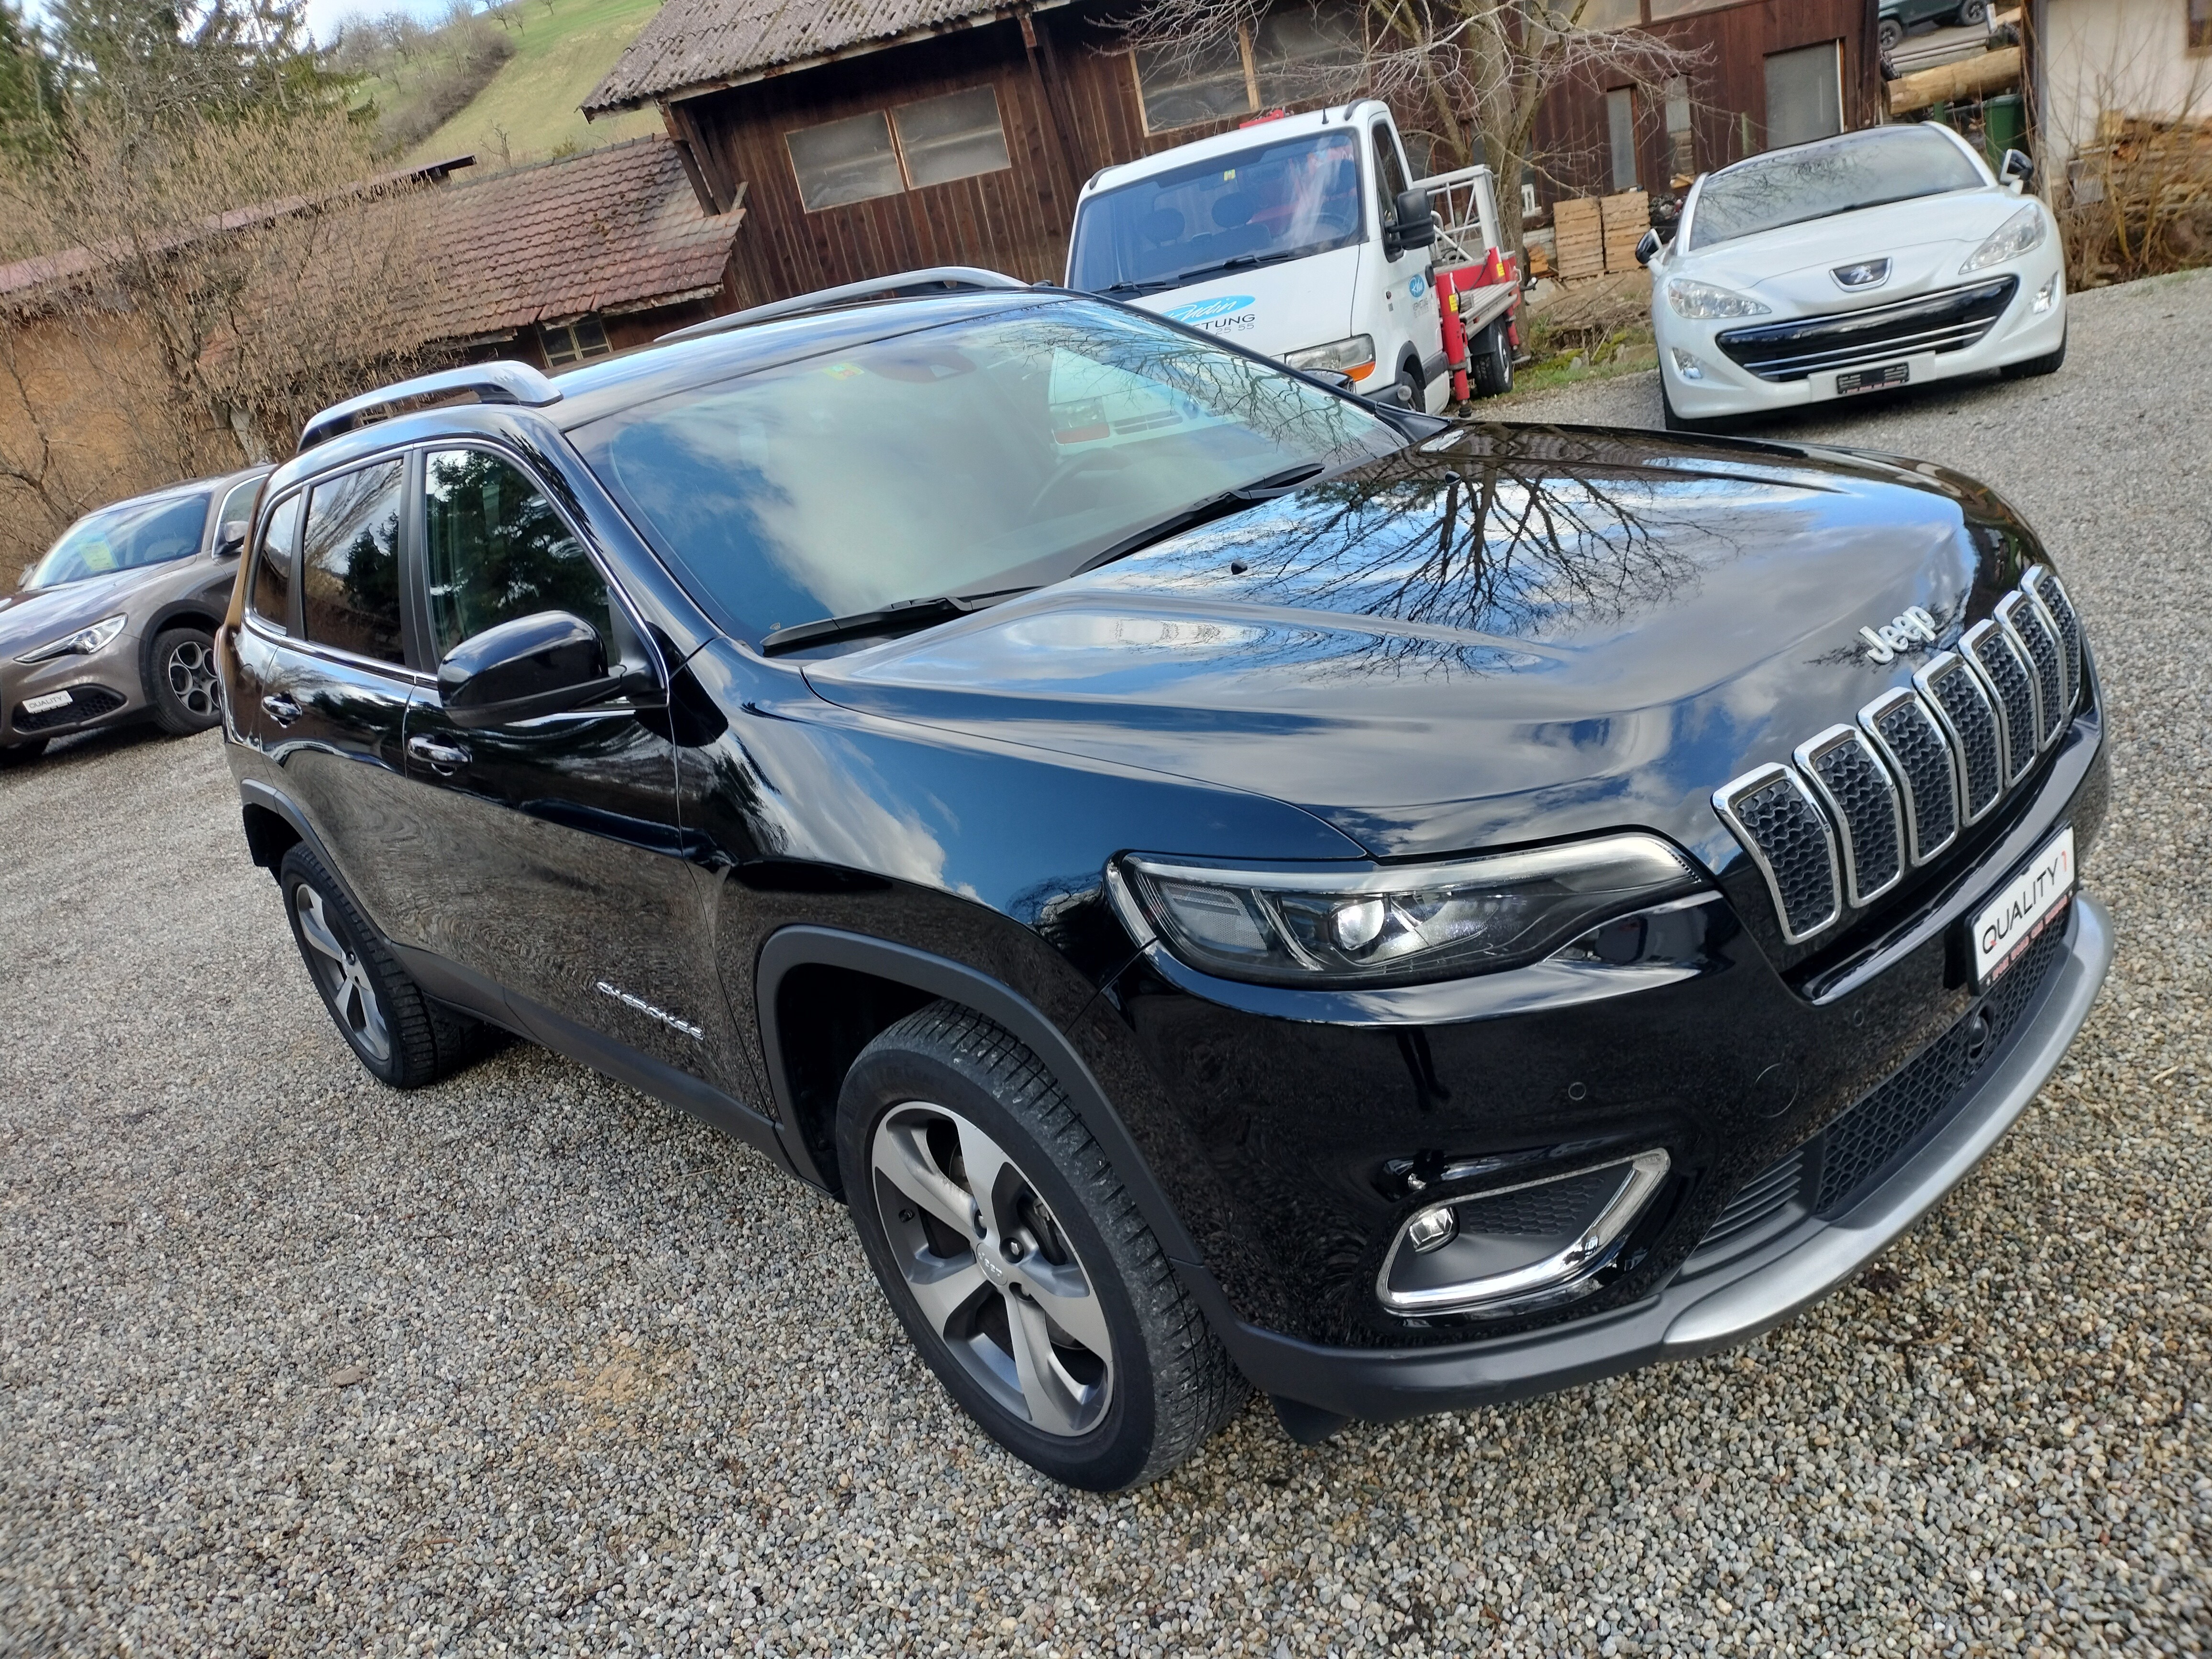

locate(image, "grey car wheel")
[[149, 626, 222, 735], [870, 1099, 1115, 1437]]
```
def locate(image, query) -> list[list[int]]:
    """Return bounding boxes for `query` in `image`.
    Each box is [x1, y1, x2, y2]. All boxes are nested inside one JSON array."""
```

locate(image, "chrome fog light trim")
[[1375, 1150, 1671, 1317]]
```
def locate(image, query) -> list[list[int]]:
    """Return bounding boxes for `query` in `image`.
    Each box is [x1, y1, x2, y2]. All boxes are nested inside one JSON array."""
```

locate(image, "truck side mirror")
[[1634, 228, 1664, 267], [1387, 188, 1437, 254], [2000, 149, 2034, 189]]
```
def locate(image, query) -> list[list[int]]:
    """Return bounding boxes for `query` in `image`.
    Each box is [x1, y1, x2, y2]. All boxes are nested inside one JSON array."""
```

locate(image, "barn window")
[[787, 111, 905, 210], [891, 86, 1012, 188], [1663, 74, 1695, 185], [2191, 0, 2212, 52], [1133, 0, 1362, 133], [1763, 41, 1843, 150], [1605, 87, 1638, 191], [542, 316, 610, 367]]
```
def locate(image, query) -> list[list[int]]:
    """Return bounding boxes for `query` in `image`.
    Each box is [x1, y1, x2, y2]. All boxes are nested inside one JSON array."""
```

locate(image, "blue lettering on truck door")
[[1163, 295, 1258, 335]]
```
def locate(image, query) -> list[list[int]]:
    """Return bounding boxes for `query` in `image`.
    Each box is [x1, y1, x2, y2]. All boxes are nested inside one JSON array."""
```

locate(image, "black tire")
[[1661, 376, 1707, 433], [147, 625, 222, 735], [277, 842, 480, 1088], [1878, 17, 1904, 51], [1469, 322, 1515, 397], [0, 738, 48, 767], [1958, 0, 1988, 24], [836, 1002, 1247, 1491], [2000, 329, 2066, 379]]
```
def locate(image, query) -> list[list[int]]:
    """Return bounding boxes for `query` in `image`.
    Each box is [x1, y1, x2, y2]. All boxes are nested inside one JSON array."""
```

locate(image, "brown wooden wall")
[[1530, 0, 1881, 218], [675, 3, 1323, 305]]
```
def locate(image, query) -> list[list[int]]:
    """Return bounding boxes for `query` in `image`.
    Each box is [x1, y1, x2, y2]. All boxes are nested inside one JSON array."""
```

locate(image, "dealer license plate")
[[1837, 362, 1910, 396], [20, 690, 72, 715], [1969, 826, 2076, 988]]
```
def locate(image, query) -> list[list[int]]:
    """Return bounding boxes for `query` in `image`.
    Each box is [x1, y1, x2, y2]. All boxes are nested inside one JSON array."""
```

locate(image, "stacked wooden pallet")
[[1552, 197, 1605, 281], [1601, 190, 1649, 274]]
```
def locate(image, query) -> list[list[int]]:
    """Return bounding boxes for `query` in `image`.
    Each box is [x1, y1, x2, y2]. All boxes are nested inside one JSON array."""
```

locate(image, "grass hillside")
[[374, 0, 663, 173]]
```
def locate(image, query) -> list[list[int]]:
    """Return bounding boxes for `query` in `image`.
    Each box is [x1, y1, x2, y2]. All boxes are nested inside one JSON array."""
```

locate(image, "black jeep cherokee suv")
[[217, 276, 2110, 1490]]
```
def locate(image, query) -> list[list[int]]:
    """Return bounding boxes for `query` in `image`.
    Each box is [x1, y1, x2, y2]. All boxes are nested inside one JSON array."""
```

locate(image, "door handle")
[[407, 733, 471, 770], [261, 693, 300, 726]]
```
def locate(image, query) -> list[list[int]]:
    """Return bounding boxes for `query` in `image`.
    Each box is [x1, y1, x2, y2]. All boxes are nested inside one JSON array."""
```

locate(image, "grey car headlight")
[[15, 614, 126, 664], [1664, 278, 1770, 321], [1961, 202, 2046, 273], [1107, 834, 1704, 987], [1282, 334, 1377, 377]]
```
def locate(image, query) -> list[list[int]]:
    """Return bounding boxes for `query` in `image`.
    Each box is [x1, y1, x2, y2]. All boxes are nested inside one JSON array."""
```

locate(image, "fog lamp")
[[1670, 347, 1707, 383], [1403, 1205, 1459, 1254]]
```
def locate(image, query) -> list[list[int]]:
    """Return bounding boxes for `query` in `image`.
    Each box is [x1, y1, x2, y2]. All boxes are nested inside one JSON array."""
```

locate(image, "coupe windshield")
[[1689, 126, 1984, 250], [572, 299, 1396, 642], [23, 492, 210, 591], [1067, 130, 1364, 295]]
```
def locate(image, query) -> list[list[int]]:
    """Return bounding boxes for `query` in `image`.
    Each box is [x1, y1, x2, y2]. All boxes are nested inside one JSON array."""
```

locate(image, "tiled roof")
[[414, 137, 740, 341], [584, 0, 1061, 113]]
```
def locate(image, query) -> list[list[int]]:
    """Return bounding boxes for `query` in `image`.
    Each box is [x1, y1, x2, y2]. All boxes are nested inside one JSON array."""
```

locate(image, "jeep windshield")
[[1689, 126, 1984, 251], [571, 299, 1397, 645], [1067, 130, 1365, 295], [22, 491, 210, 591]]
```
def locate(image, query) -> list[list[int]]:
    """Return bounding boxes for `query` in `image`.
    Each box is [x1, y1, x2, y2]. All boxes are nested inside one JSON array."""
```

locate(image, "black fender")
[[754, 925, 1206, 1268]]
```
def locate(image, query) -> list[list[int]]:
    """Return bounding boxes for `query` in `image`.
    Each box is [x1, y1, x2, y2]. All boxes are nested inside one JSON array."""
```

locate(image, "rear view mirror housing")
[[216, 520, 249, 560], [1999, 149, 2034, 190], [439, 609, 628, 729], [1634, 228, 1665, 267], [1385, 188, 1437, 255]]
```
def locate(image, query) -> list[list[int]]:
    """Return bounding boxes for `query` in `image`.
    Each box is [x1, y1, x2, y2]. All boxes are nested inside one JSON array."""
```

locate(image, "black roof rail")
[[300, 362, 562, 451], [657, 266, 1032, 344]]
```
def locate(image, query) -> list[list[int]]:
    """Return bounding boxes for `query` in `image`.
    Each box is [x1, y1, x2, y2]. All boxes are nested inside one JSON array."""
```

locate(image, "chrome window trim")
[[1375, 1150, 1672, 1317], [1858, 687, 1959, 867], [1713, 762, 1841, 943], [1792, 723, 1904, 908], [243, 614, 437, 688], [1913, 650, 2006, 826], [1993, 590, 2060, 751], [1959, 618, 2033, 786]]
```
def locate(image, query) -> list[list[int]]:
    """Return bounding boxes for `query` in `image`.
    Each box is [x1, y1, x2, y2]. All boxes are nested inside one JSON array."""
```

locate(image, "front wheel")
[[837, 1003, 1246, 1490], [148, 625, 222, 735], [2000, 329, 2067, 379], [1877, 17, 1904, 51], [1958, 0, 1989, 24], [1469, 322, 1515, 397]]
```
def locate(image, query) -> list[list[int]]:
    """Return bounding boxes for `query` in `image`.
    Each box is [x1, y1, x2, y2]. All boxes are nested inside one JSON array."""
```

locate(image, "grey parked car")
[[0, 467, 270, 764]]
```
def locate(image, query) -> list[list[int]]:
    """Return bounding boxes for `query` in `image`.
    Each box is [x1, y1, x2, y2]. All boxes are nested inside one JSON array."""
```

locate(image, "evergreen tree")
[[46, 0, 343, 120], [0, 2, 60, 148]]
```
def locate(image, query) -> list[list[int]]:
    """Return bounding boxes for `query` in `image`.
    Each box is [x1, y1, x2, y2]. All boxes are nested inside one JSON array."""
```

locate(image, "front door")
[[245, 456, 423, 932], [394, 445, 715, 1080]]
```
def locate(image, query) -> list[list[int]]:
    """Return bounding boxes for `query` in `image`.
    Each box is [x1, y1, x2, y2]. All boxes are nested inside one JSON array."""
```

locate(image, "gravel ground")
[[3, 270, 2208, 1658]]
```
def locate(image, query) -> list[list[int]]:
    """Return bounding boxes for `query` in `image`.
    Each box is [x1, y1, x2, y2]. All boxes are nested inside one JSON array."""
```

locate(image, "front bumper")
[[0, 631, 148, 748], [1192, 892, 2112, 1420], [1657, 247, 2066, 420]]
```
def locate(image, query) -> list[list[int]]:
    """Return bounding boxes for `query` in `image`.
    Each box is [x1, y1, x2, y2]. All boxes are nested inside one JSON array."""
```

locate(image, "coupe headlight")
[[1283, 334, 1377, 378], [1107, 834, 1704, 987], [1664, 279, 1770, 321], [15, 614, 125, 664], [1960, 203, 2046, 273]]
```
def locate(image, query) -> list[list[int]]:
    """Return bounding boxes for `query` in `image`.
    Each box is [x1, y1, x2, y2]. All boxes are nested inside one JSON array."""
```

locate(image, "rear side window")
[[423, 449, 612, 661], [251, 493, 302, 632], [300, 461, 406, 665]]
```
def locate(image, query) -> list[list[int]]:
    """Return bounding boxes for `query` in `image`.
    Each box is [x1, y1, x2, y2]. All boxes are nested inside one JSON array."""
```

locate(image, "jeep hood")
[[803, 425, 2040, 870]]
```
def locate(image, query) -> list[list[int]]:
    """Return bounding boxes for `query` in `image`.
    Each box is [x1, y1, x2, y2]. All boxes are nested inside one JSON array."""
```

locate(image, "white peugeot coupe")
[[1645, 123, 2066, 429]]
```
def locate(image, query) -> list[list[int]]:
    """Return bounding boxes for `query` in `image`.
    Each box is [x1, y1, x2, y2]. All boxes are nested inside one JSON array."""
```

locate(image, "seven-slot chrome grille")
[[1713, 564, 2085, 945]]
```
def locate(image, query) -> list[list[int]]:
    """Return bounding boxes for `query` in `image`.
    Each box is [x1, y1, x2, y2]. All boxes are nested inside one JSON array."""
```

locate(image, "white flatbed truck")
[[1063, 100, 1521, 410]]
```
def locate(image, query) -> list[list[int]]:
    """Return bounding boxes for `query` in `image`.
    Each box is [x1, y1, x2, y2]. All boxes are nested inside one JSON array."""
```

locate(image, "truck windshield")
[[1068, 129, 1365, 295], [571, 298, 1396, 643], [22, 492, 210, 591], [1689, 126, 1984, 250]]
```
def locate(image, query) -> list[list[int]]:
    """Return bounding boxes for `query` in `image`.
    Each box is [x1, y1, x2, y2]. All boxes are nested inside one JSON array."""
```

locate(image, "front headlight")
[[1107, 834, 1704, 986], [1283, 334, 1378, 378], [1664, 278, 1770, 321], [1960, 203, 2046, 273], [15, 614, 126, 664]]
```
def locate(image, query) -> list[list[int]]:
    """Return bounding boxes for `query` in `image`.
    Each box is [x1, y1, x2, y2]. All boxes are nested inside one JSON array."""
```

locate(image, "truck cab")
[[1065, 101, 1459, 411]]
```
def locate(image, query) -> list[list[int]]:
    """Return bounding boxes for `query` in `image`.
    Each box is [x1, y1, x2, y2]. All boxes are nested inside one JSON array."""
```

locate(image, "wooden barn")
[[579, 0, 1885, 305]]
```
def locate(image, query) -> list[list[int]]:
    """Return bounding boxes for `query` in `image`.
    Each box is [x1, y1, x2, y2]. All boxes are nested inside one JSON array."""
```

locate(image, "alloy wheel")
[[165, 638, 219, 718], [293, 883, 392, 1062], [869, 1102, 1113, 1437]]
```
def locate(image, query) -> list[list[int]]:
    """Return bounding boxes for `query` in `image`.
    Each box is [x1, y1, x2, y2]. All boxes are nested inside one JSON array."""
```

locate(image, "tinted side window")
[[300, 461, 406, 665], [251, 493, 303, 632], [423, 449, 611, 660]]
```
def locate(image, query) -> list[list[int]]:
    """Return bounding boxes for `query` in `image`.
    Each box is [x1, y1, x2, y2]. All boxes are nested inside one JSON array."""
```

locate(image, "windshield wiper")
[[759, 590, 1023, 657], [1072, 463, 1326, 576]]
